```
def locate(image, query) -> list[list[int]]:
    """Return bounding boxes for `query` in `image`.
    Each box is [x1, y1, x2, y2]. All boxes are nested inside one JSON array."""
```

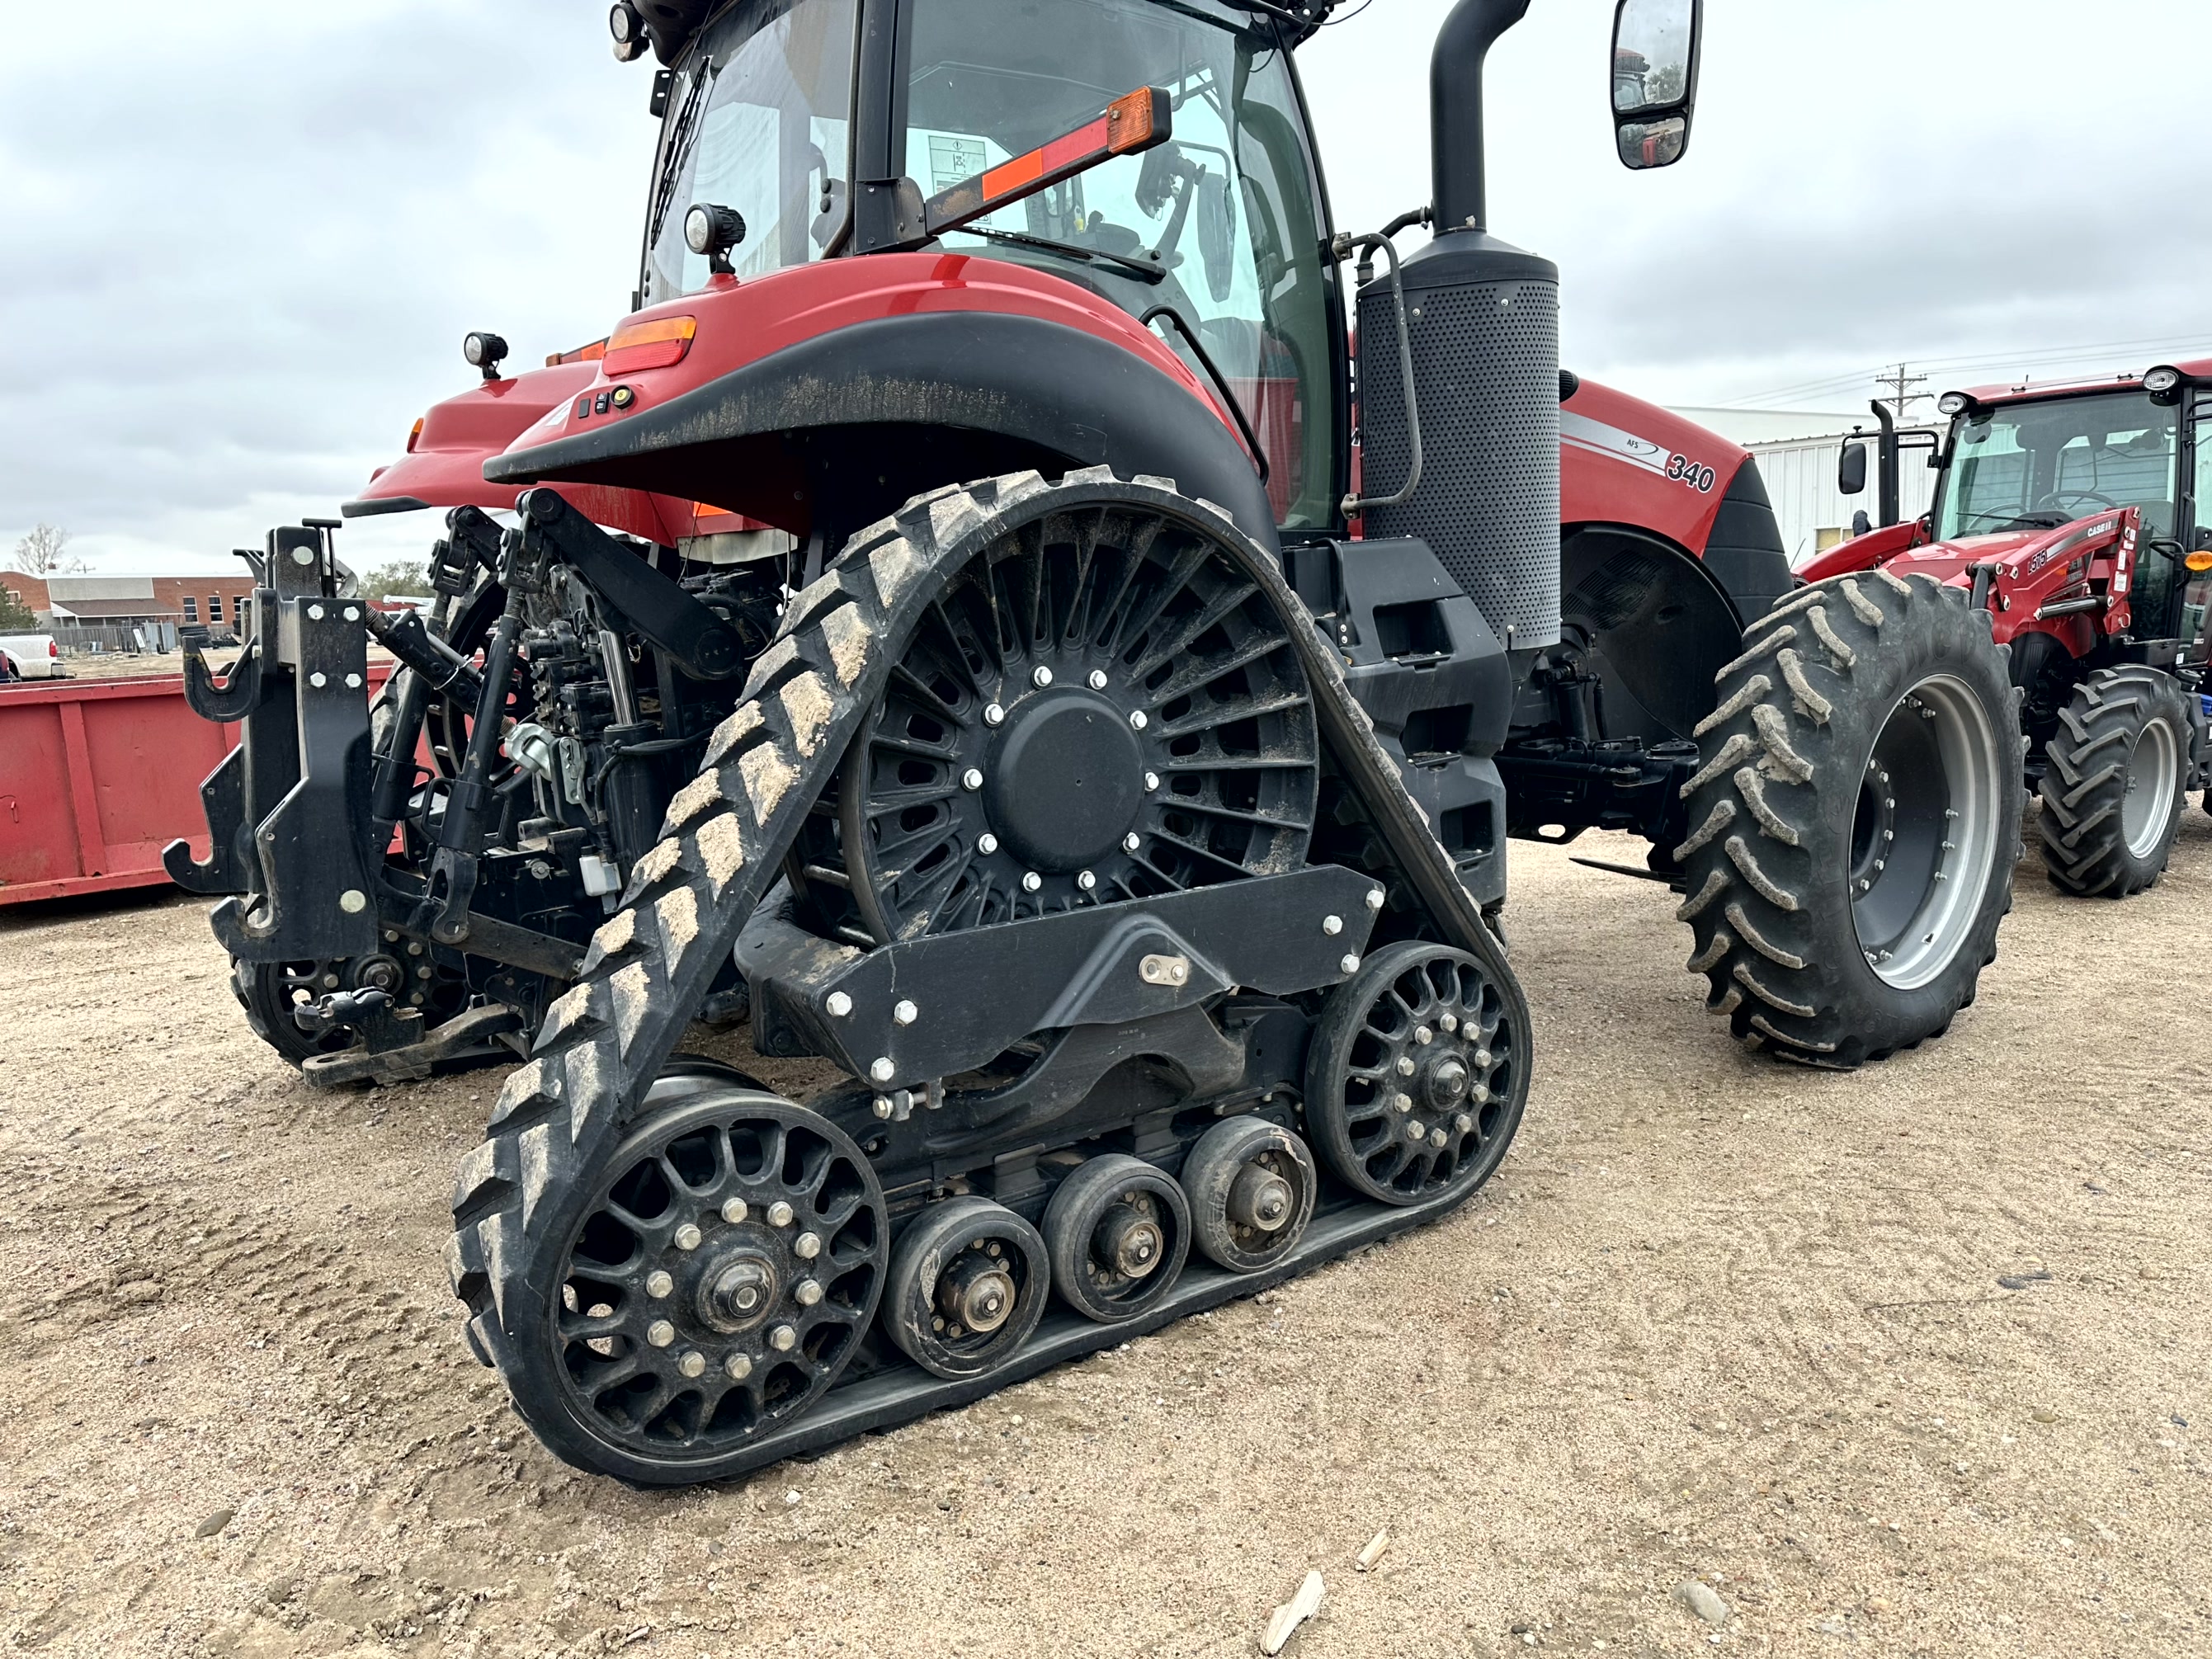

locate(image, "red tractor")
[[168, 0, 2022, 1482], [1814, 363, 2212, 895]]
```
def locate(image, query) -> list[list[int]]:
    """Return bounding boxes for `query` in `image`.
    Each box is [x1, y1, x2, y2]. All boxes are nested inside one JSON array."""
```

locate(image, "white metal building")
[[1672, 406, 1941, 569]]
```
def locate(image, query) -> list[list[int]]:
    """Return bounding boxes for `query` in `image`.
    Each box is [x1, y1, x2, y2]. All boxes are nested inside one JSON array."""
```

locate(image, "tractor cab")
[[633, 0, 1342, 526]]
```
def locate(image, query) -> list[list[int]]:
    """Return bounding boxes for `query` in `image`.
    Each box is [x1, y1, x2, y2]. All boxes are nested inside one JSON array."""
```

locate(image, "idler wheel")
[[1181, 1115, 1318, 1274], [1305, 940, 1521, 1206], [884, 1196, 1049, 1379], [1043, 1153, 1191, 1323]]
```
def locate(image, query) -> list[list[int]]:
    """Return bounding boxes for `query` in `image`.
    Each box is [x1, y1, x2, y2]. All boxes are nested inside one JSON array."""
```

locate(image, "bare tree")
[[12, 524, 87, 576]]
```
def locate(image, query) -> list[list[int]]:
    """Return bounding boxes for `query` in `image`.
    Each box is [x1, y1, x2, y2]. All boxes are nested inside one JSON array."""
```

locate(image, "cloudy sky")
[[6, 0, 2209, 574]]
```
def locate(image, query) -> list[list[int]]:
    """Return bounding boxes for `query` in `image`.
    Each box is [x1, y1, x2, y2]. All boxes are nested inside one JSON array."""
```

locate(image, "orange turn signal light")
[[602, 314, 698, 375], [2186, 550, 2212, 572], [406, 417, 424, 454]]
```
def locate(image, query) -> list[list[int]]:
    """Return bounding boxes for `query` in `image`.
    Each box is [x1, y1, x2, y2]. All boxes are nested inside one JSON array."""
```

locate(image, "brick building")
[[0, 571, 261, 629]]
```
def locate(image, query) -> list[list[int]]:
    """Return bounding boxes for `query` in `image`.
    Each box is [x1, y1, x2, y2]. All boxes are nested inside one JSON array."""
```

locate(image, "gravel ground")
[[2, 808, 2206, 1658]]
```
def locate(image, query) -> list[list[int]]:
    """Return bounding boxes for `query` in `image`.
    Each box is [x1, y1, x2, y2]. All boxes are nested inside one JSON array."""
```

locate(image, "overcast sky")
[[7, 0, 2209, 575]]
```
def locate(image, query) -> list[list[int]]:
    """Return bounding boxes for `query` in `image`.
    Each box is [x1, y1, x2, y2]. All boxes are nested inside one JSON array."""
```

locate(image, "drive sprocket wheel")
[[474, 1080, 885, 1482], [1304, 940, 1521, 1206], [231, 950, 473, 1068], [2037, 666, 2190, 898], [1675, 571, 2024, 1068]]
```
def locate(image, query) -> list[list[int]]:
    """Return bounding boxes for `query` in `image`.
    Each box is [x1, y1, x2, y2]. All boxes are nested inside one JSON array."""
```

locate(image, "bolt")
[[1322, 914, 1343, 936], [346, 672, 362, 689], [767, 1200, 795, 1228], [1455, 1112, 1474, 1133], [1858, 879, 1871, 893], [726, 1353, 752, 1383], [1339, 954, 1360, 975], [1470, 1082, 1490, 1104], [978, 832, 1000, 855], [721, 1198, 748, 1223], [1440, 1012, 1459, 1034], [1144, 771, 1160, 791], [769, 1324, 798, 1352], [1880, 771, 1891, 785], [1407, 1119, 1427, 1142], [1394, 1093, 1413, 1113], [1130, 710, 1148, 730], [407, 941, 422, 955], [1032, 665, 1054, 688], [984, 702, 1006, 726], [1430, 1128, 1448, 1148], [674, 1223, 702, 1251], [417, 965, 432, 979], [647, 1320, 676, 1348], [794, 1232, 823, 1261], [1884, 829, 1894, 842], [894, 999, 918, 1026], [1365, 887, 1385, 911], [873, 1096, 894, 1119], [870, 1057, 896, 1083], [309, 672, 327, 688], [308, 603, 325, 620], [1874, 858, 1886, 871], [646, 1270, 674, 1298], [323, 973, 340, 990], [825, 991, 852, 1017], [1077, 870, 1097, 890], [1397, 1055, 1417, 1077], [338, 888, 366, 913], [1122, 832, 1142, 853], [343, 606, 360, 623], [1941, 840, 1955, 851], [385, 931, 399, 942], [1945, 808, 1960, 820], [795, 1279, 823, 1307], [1885, 798, 1896, 810], [678, 1350, 706, 1378], [1934, 870, 1948, 882], [1087, 669, 1109, 690], [962, 768, 984, 791], [1022, 871, 1042, 893], [1414, 1025, 1434, 1045]]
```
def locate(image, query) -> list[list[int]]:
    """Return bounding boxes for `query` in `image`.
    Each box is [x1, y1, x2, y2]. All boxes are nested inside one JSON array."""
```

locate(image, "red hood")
[[1888, 514, 2118, 584]]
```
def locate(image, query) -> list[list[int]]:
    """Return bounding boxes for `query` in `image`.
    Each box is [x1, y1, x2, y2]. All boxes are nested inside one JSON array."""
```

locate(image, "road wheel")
[[1675, 571, 2024, 1068], [2038, 667, 2190, 898]]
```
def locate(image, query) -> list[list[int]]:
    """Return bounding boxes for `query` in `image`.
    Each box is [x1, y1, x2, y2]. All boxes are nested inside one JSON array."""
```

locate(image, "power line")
[[1724, 333, 2212, 410]]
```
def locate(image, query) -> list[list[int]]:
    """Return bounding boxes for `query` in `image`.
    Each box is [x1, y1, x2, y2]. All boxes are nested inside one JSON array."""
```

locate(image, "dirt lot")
[[2, 810, 2206, 1658]]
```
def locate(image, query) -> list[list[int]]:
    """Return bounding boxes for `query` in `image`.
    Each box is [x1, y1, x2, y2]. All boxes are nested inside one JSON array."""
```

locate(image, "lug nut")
[[678, 1350, 706, 1378], [962, 768, 984, 791], [721, 1198, 748, 1224], [673, 1223, 702, 1251], [1474, 1049, 1493, 1068], [1022, 871, 1042, 893], [983, 702, 1006, 726], [1322, 914, 1342, 936], [1087, 670, 1109, 690], [1414, 1025, 1434, 1045], [1454, 1112, 1474, 1133], [794, 1231, 823, 1260], [1122, 832, 1142, 853], [769, 1324, 798, 1352], [1407, 1119, 1427, 1141], [1430, 1128, 1448, 1148], [894, 999, 918, 1025], [1396, 1056, 1417, 1077], [1394, 1092, 1413, 1113], [825, 991, 852, 1017], [1339, 954, 1360, 975], [1439, 1012, 1459, 1034], [647, 1320, 676, 1348], [646, 1270, 674, 1298], [978, 832, 1000, 855], [1144, 771, 1160, 791], [767, 1200, 795, 1227], [795, 1279, 823, 1308], [726, 1353, 752, 1383], [1032, 665, 1054, 688], [1129, 710, 1148, 730], [1077, 870, 1097, 890]]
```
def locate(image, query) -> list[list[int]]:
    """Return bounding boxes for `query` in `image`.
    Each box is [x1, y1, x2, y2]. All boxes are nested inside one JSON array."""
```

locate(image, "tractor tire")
[[2037, 666, 2191, 898], [1674, 570, 2023, 1068]]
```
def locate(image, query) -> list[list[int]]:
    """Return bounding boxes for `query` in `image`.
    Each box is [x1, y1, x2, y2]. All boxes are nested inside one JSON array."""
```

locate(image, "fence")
[[50, 619, 185, 656]]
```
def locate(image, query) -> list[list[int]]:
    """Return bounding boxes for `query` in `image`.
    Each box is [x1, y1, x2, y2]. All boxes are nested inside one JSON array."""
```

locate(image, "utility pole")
[[1874, 362, 1928, 422]]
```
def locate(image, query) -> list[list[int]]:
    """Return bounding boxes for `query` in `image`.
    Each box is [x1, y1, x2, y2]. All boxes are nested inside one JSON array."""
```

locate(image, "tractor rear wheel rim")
[[1848, 673, 2002, 991], [2120, 715, 2180, 858]]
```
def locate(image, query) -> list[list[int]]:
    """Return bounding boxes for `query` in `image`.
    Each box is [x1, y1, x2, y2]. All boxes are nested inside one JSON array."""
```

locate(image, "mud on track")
[[2, 807, 2206, 1657]]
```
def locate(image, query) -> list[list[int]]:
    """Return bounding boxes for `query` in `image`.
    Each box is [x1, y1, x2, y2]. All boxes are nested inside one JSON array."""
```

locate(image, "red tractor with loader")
[[1818, 363, 2212, 895], [169, 0, 2026, 1482]]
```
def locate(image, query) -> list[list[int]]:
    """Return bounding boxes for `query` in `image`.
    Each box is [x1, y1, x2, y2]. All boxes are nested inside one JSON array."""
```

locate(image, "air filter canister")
[[1356, 231, 1560, 650]]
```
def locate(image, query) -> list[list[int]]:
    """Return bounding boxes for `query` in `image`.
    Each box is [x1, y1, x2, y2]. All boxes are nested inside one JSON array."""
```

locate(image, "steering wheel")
[[2034, 488, 2120, 515]]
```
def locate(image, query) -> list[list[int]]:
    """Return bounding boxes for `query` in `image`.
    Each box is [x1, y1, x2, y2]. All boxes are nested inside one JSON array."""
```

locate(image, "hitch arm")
[[181, 634, 263, 723]]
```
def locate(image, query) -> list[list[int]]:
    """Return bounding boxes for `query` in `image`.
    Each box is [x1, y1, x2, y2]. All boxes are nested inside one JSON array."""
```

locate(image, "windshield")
[[1935, 390, 2178, 541], [640, 0, 856, 304], [900, 0, 1337, 527]]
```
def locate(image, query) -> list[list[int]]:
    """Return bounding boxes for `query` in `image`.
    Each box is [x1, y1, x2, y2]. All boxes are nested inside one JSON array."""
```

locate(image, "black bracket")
[[516, 490, 743, 678]]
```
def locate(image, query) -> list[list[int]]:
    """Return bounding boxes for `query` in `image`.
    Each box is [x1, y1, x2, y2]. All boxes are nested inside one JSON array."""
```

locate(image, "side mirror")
[[1837, 440, 1868, 497], [1196, 172, 1237, 304], [1611, 0, 1701, 171]]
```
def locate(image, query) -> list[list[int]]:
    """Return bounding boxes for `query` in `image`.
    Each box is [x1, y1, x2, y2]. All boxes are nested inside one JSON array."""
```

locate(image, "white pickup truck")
[[0, 633, 67, 680]]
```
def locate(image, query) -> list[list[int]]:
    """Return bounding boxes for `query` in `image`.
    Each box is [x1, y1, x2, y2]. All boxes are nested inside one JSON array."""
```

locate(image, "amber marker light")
[[406, 417, 424, 453], [601, 314, 698, 375], [924, 87, 1172, 237], [2186, 551, 2212, 572]]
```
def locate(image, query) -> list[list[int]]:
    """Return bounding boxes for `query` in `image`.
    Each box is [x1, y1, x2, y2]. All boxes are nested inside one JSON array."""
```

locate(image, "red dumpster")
[[0, 665, 394, 907]]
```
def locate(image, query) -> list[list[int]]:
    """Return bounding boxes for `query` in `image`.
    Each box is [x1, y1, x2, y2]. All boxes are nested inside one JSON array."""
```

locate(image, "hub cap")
[[2121, 716, 2181, 858]]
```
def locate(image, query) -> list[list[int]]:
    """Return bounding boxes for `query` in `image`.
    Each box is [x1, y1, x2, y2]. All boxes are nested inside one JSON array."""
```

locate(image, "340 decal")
[[1666, 454, 1717, 493]]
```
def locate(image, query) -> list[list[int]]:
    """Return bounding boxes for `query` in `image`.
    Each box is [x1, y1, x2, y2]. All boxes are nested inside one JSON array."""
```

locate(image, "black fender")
[[1701, 456, 1793, 624], [1558, 521, 1746, 742], [483, 311, 1280, 556]]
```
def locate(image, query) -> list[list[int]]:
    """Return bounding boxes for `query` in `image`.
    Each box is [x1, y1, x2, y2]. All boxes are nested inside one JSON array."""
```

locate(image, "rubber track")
[[446, 468, 1530, 1451], [2037, 664, 2188, 897], [1675, 571, 2024, 1068]]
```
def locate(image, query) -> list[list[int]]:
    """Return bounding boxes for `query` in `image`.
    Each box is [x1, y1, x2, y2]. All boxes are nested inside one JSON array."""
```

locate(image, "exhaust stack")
[[1430, 0, 1530, 234]]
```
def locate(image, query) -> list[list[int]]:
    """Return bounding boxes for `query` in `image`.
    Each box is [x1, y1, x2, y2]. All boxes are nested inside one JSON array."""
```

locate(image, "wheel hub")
[[1094, 1203, 1164, 1277], [936, 1251, 1016, 1335], [1226, 1162, 1294, 1232], [697, 1244, 781, 1334], [984, 687, 1146, 872], [1421, 1054, 1471, 1110]]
